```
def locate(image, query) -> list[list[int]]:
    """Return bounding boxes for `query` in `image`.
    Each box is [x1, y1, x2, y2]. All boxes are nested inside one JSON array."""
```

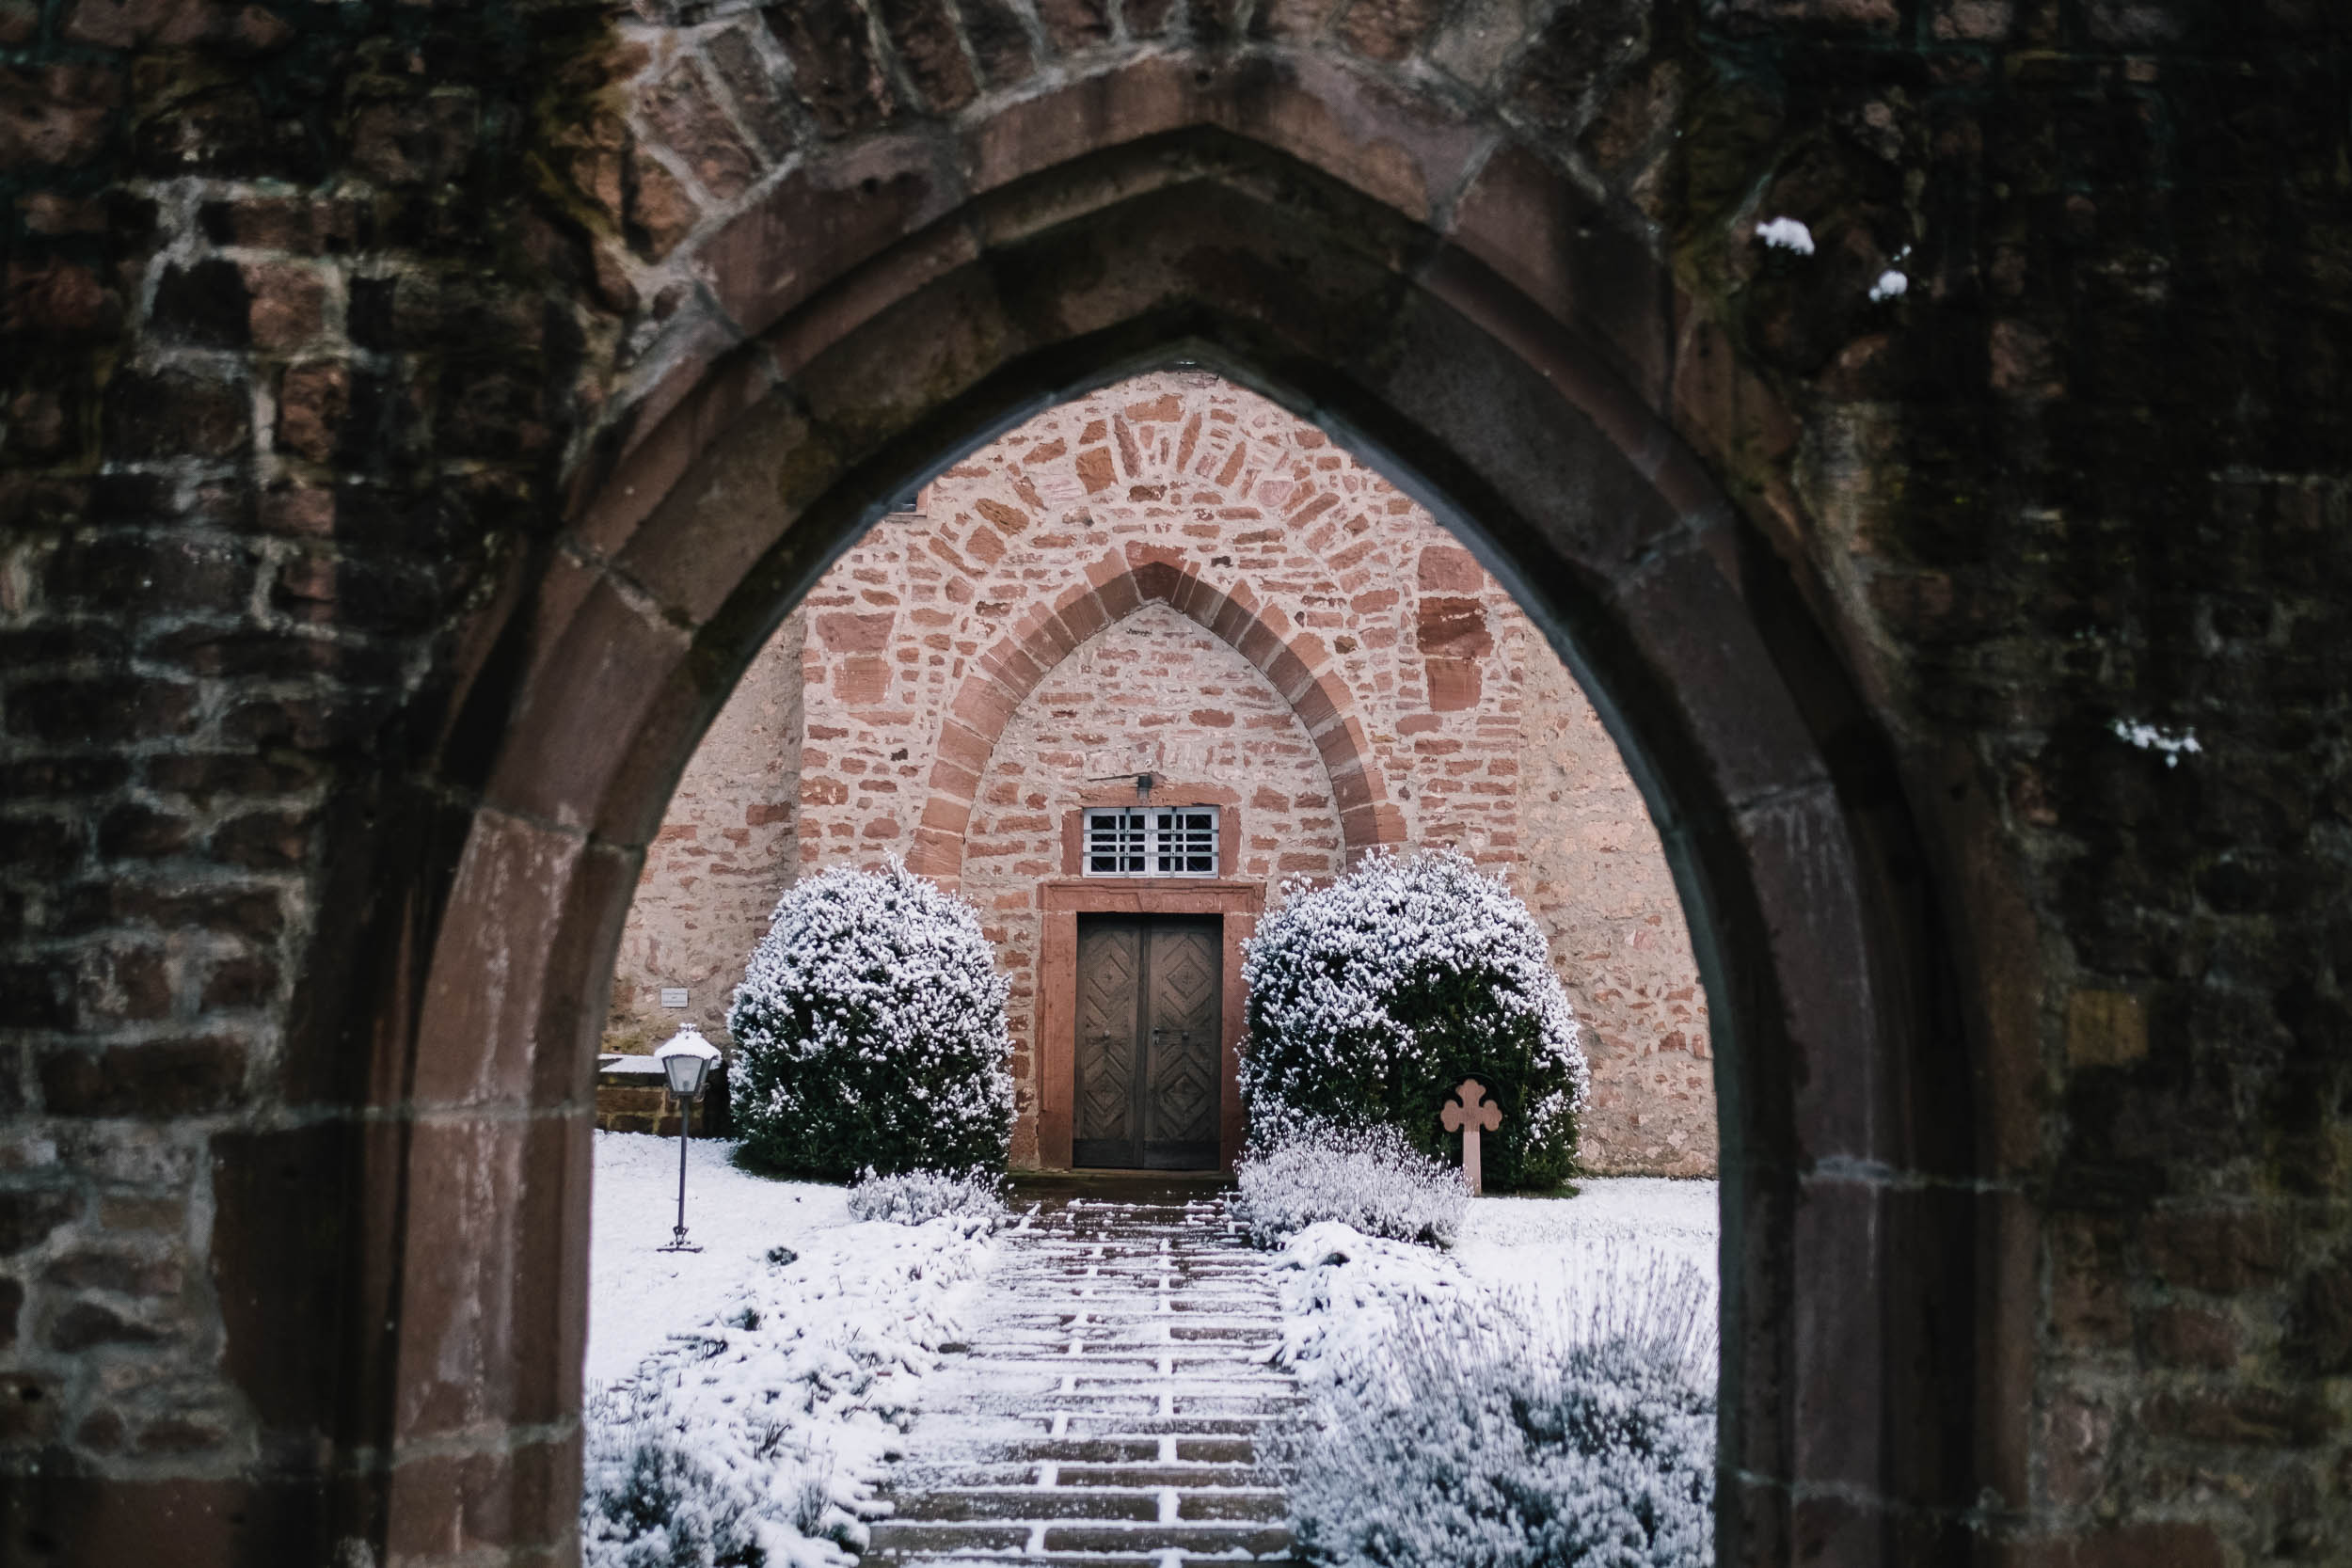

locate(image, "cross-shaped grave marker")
[[1440, 1078, 1502, 1196]]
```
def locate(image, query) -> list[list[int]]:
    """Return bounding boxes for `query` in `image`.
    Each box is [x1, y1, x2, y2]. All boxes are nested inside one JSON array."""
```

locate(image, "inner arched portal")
[[607, 372, 1713, 1175]]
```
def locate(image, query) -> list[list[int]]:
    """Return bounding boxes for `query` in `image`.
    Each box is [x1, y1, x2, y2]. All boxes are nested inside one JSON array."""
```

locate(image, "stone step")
[[1063, 1416, 1281, 1437], [882, 1558, 1300, 1568], [861, 1520, 1032, 1556], [1053, 1464, 1259, 1488], [1002, 1436, 1160, 1464], [893, 1487, 1160, 1522], [1040, 1521, 1294, 1556], [867, 1196, 1300, 1567], [1180, 1490, 1291, 1522]]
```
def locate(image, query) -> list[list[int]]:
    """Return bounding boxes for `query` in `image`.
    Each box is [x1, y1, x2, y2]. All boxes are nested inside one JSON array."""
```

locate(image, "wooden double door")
[[1073, 914, 1222, 1170]]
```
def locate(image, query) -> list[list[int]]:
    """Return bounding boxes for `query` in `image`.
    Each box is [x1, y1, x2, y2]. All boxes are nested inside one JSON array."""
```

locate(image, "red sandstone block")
[[929, 755, 982, 804], [948, 677, 1022, 738], [1169, 573, 1218, 625], [977, 640, 1048, 694], [2000, 1524, 2226, 1568], [2142, 1207, 2286, 1293], [1052, 589, 1112, 647], [1327, 761, 1374, 814], [817, 610, 895, 652], [920, 795, 977, 836], [1206, 594, 1253, 649], [934, 718, 993, 779], [1093, 566, 1143, 622]]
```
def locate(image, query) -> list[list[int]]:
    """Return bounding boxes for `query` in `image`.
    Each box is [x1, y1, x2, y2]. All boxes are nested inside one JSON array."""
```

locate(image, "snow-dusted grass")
[[1233, 1119, 1468, 1249], [1455, 1177, 1717, 1311], [583, 1132, 1002, 1568], [1268, 1180, 1721, 1568], [845, 1167, 1005, 1227]]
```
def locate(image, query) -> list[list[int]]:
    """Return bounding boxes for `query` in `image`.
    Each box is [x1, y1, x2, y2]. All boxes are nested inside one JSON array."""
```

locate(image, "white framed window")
[[1084, 807, 1220, 877]]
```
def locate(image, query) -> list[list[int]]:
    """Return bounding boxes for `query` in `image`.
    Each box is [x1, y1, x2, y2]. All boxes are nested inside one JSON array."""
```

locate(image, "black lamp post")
[[654, 1024, 718, 1253]]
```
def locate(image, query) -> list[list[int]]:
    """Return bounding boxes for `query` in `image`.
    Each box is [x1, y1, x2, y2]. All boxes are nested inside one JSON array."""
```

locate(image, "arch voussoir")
[[913, 555, 1396, 886]]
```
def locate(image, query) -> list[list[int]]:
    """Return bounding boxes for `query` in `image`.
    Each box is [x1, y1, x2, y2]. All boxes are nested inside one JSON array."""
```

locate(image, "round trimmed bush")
[[727, 861, 1014, 1179], [1238, 849, 1590, 1191]]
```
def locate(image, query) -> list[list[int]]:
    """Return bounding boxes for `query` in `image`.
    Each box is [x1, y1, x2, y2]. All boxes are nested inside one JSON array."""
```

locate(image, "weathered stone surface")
[[0, 1, 2345, 1560]]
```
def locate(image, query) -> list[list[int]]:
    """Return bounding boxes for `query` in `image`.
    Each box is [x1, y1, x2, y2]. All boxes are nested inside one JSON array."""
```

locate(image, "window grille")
[[1084, 807, 1219, 877]]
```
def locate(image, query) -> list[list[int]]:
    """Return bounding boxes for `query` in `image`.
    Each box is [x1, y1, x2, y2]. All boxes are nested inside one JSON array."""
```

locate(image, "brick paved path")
[[864, 1183, 1298, 1565]]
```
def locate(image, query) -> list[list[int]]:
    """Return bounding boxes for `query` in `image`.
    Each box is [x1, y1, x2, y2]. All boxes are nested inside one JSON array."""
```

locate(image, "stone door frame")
[[1036, 879, 1263, 1173]]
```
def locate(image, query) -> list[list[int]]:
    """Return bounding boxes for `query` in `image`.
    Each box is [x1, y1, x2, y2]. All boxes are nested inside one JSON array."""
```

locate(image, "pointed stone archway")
[[910, 546, 1404, 890], [387, 126, 1989, 1567]]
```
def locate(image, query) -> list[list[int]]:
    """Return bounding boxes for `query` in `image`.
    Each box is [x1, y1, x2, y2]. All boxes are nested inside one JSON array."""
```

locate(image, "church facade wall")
[[610, 373, 1715, 1176]]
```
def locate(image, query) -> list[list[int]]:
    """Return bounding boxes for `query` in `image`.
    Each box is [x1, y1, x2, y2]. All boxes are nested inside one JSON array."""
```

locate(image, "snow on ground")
[[588, 1132, 850, 1384], [1455, 1175, 1717, 1307], [582, 1132, 1006, 1566]]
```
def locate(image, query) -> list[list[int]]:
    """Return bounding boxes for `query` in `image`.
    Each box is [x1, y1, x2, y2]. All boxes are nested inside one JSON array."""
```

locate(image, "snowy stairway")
[[864, 1187, 1299, 1566]]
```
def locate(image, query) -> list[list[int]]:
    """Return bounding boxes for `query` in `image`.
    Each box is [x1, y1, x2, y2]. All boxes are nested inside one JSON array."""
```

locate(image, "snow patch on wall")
[[2112, 718, 2202, 768]]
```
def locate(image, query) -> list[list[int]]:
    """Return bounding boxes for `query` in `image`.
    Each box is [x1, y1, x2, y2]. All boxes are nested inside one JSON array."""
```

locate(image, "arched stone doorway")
[[395, 130, 1984, 1565]]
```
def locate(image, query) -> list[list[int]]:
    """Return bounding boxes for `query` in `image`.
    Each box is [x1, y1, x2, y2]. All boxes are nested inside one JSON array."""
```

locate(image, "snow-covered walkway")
[[866, 1182, 1298, 1565]]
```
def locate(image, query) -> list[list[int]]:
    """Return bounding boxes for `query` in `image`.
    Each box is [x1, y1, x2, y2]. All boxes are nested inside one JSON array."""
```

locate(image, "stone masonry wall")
[[1518, 637, 1712, 1177], [5, 0, 2345, 1558], [960, 601, 1348, 1165], [611, 372, 1716, 1175], [605, 610, 803, 1051]]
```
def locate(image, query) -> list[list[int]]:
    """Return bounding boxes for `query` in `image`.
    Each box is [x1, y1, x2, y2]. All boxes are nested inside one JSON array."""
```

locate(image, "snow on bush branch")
[[1234, 1116, 1468, 1249], [1240, 849, 1590, 1190], [1270, 1224, 1716, 1568], [729, 860, 1013, 1180], [847, 1167, 1008, 1227]]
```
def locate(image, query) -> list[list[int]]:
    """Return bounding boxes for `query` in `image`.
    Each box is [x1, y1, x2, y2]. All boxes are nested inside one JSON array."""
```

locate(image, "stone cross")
[[1440, 1079, 1502, 1196]]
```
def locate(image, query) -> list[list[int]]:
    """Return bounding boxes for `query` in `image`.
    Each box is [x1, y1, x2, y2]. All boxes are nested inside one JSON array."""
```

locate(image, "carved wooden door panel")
[[1073, 915, 1222, 1170], [1074, 917, 1142, 1167], [1140, 920, 1220, 1169]]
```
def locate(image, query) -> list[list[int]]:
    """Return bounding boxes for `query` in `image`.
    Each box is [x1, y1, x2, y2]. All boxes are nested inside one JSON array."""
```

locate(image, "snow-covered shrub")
[[1234, 1117, 1467, 1249], [728, 862, 1014, 1180], [1239, 849, 1590, 1191], [1276, 1252, 1717, 1568], [581, 1383, 765, 1568], [847, 1166, 1006, 1227]]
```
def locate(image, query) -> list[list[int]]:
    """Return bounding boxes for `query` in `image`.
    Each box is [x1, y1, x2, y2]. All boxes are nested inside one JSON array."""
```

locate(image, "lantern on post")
[[654, 1023, 721, 1253]]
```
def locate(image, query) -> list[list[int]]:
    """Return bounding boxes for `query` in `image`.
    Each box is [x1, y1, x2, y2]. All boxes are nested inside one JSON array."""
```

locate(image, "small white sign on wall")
[[660, 987, 689, 1009]]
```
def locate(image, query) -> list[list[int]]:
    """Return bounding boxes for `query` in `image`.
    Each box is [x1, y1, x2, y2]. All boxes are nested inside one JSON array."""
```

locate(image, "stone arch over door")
[[387, 125, 1994, 1568], [954, 589, 1354, 1171], [912, 547, 1401, 887]]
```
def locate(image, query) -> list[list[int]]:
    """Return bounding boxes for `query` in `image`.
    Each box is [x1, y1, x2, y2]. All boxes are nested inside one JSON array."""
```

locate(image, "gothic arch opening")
[[389, 128, 1979, 1566], [608, 371, 1715, 1178]]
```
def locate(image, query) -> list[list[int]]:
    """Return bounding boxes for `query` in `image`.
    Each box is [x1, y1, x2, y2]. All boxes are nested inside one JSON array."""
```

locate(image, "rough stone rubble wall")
[[611, 373, 1715, 1175], [0, 0, 2344, 1558], [1517, 637, 1710, 1175], [607, 610, 803, 1050]]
